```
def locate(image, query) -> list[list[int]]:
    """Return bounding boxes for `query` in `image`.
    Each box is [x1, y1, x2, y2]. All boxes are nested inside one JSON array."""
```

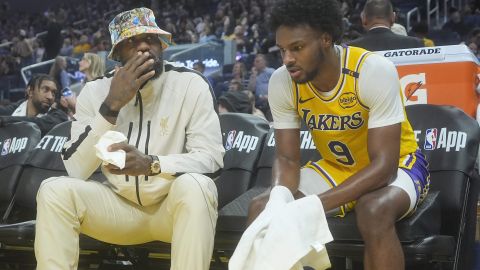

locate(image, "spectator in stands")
[[468, 40, 478, 56], [0, 57, 10, 76], [390, 23, 407, 36], [78, 52, 106, 82], [412, 21, 436, 47], [466, 28, 480, 59], [0, 74, 69, 136], [72, 35, 92, 55], [58, 87, 76, 119], [246, 0, 429, 270], [218, 90, 252, 114], [49, 56, 71, 90], [43, 12, 64, 61], [443, 7, 471, 39], [32, 38, 45, 63], [232, 61, 248, 86], [247, 53, 275, 111], [344, 12, 365, 41], [199, 25, 217, 43], [214, 61, 248, 97], [228, 79, 244, 91], [348, 0, 424, 51], [11, 29, 34, 68], [34, 7, 223, 270], [193, 61, 215, 87], [59, 38, 74, 56]]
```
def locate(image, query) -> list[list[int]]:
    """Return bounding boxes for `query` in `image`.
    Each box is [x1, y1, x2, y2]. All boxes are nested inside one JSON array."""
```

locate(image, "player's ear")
[[26, 86, 33, 99], [320, 32, 333, 48]]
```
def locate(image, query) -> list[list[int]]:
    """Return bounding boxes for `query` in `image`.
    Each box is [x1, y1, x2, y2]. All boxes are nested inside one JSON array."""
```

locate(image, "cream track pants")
[[34, 173, 218, 270]]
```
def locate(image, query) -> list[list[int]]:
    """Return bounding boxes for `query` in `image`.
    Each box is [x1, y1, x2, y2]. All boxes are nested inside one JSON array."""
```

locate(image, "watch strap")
[[99, 102, 120, 117]]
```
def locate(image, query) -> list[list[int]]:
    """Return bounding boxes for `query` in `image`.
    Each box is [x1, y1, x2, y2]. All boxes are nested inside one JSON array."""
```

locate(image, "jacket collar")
[[367, 27, 394, 35]]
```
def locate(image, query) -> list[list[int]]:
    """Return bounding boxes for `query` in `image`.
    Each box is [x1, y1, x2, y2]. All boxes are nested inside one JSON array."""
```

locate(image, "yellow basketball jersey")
[[295, 46, 418, 183]]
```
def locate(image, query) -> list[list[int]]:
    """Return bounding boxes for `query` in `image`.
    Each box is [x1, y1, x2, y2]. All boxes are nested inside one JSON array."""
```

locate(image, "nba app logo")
[[1, 138, 11, 156], [424, 128, 437, 150], [225, 130, 236, 151]]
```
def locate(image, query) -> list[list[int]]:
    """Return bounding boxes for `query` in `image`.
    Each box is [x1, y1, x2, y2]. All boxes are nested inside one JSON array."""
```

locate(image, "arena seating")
[[0, 105, 478, 270], [0, 112, 270, 268]]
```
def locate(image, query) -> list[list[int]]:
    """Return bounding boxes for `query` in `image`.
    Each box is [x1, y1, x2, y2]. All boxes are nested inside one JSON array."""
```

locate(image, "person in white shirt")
[[34, 7, 224, 270]]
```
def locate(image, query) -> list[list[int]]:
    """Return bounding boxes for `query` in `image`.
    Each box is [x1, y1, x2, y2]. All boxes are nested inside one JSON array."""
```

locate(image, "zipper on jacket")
[[134, 91, 144, 206], [145, 120, 151, 181], [124, 122, 133, 183]]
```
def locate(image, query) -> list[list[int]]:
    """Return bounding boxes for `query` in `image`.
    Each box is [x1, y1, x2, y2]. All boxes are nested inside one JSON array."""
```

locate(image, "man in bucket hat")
[[34, 7, 224, 270]]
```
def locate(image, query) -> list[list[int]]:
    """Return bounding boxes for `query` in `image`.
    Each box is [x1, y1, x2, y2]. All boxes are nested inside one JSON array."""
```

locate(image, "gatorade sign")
[[400, 73, 427, 105], [377, 45, 480, 117]]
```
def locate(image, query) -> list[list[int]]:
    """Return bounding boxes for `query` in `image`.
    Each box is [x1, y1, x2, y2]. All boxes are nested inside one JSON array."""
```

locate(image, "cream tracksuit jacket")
[[62, 62, 225, 206]]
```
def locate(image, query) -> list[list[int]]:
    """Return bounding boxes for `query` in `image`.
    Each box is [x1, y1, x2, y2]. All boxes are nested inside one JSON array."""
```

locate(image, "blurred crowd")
[[1, 0, 480, 75], [0, 0, 480, 121]]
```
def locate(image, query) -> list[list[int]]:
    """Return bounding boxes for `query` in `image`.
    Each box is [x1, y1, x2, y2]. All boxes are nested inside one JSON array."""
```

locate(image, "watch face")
[[152, 161, 161, 173]]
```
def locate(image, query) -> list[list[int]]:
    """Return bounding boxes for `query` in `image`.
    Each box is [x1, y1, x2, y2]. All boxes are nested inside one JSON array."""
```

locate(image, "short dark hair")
[[269, 0, 344, 43], [362, 0, 393, 20], [26, 74, 59, 99]]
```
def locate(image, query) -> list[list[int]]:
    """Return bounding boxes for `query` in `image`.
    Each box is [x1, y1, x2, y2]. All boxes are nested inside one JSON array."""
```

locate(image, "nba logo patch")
[[1, 138, 11, 156], [424, 128, 437, 150], [225, 130, 236, 151]]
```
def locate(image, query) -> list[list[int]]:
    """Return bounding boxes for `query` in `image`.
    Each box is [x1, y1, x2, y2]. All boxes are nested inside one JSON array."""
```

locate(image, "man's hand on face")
[[104, 142, 152, 176], [104, 51, 156, 112]]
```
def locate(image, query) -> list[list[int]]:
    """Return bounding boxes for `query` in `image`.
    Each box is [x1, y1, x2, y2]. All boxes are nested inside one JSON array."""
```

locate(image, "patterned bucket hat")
[[108, 7, 172, 60]]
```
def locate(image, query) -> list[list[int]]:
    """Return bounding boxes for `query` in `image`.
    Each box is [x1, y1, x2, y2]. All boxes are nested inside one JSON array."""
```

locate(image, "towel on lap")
[[229, 185, 333, 270]]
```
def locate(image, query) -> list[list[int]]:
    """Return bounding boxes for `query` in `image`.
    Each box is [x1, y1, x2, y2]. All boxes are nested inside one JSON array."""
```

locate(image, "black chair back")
[[0, 122, 41, 205], [406, 104, 480, 269], [406, 104, 480, 234], [13, 121, 72, 214], [216, 113, 270, 208]]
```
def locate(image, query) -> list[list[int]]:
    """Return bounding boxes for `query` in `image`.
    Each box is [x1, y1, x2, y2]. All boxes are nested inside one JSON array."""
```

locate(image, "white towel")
[[94, 131, 128, 169], [229, 186, 333, 270]]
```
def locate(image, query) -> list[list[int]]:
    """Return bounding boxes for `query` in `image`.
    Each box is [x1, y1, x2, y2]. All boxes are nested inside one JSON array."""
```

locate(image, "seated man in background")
[[0, 74, 57, 117], [0, 74, 69, 135], [34, 7, 224, 270], [348, 0, 424, 51]]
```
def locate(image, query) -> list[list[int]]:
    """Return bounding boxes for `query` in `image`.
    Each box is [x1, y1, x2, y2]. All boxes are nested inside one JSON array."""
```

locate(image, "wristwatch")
[[149, 155, 161, 175]]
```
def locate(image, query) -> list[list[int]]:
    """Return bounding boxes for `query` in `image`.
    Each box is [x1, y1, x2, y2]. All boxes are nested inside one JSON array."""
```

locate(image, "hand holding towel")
[[94, 131, 127, 169]]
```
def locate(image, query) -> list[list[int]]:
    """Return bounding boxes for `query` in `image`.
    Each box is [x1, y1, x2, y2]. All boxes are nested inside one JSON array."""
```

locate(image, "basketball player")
[[247, 0, 430, 269]]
